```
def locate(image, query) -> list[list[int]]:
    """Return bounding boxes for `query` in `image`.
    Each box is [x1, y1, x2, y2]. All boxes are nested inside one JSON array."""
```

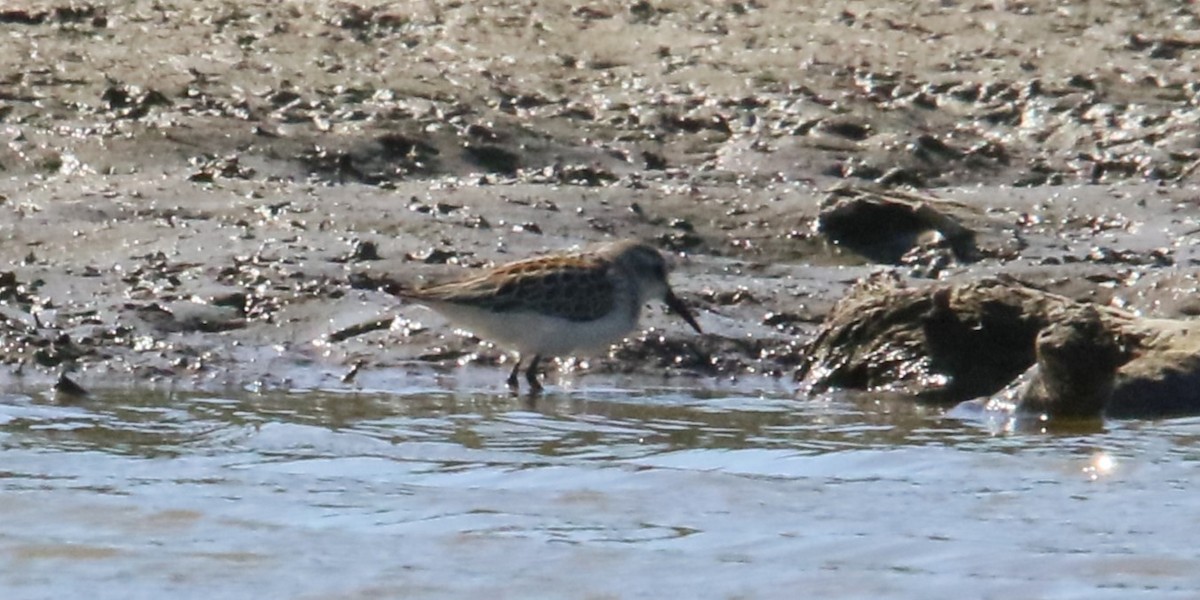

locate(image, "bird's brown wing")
[[407, 255, 617, 322]]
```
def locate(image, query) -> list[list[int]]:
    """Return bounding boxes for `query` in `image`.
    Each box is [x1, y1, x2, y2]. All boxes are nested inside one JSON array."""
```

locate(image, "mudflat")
[[2, 0, 1199, 390]]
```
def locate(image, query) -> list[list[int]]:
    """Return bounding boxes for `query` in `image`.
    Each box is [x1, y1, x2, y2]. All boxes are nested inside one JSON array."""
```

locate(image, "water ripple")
[[2, 385, 1200, 598]]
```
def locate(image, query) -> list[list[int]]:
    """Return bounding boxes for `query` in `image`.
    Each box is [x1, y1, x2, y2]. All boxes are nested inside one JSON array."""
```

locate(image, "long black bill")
[[664, 290, 703, 334]]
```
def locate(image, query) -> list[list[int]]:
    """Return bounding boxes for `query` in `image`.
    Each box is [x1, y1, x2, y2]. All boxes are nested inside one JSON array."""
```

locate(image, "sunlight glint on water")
[[1, 385, 1199, 599]]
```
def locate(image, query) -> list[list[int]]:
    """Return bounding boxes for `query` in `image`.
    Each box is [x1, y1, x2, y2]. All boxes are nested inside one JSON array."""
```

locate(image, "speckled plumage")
[[401, 239, 703, 392], [411, 253, 618, 322]]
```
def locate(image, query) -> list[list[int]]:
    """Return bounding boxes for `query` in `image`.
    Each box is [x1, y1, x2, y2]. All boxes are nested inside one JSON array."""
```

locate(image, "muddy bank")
[[1, 0, 1199, 390], [798, 274, 1200, 420]]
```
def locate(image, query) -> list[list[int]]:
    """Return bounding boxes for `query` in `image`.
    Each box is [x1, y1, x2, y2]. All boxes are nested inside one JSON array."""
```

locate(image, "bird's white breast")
[[418, 298, 641, 356]]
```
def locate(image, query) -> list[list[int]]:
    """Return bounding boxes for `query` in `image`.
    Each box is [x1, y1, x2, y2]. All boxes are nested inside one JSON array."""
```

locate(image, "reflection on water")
[[2, 380, 1200, 598]]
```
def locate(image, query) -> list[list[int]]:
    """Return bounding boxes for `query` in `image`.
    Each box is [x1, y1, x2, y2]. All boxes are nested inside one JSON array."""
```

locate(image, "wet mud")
[[2, 0, 1200, 395]]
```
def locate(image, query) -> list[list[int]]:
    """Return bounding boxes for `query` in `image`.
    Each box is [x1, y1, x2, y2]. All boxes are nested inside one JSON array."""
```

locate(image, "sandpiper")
[[400, 239, 703, 392]]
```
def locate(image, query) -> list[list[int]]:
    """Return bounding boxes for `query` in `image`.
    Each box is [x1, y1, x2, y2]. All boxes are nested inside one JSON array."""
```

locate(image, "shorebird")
[[401, 239, 703, 392]]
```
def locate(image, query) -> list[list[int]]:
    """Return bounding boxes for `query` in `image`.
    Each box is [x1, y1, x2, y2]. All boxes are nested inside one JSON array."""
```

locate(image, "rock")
[[815, 185, 1021, 266], [797, 274, 1062, 401], [1107, 319, 1200, 418], [799, 274, 1200, 420], [1001, 304, 1123, 421]]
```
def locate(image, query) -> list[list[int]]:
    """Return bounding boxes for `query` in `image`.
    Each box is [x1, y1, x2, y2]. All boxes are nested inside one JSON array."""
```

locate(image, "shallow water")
[[2, 377, 1200, 599]]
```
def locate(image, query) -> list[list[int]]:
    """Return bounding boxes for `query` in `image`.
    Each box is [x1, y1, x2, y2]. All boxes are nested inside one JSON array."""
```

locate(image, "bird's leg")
[[506, 356, 523, 390], [525, 354, 544, 393]]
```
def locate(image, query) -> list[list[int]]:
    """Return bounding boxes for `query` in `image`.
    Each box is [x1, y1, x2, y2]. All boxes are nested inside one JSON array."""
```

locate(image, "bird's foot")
[[525, 354, 544, 394], [526, 377, 544, 395]]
